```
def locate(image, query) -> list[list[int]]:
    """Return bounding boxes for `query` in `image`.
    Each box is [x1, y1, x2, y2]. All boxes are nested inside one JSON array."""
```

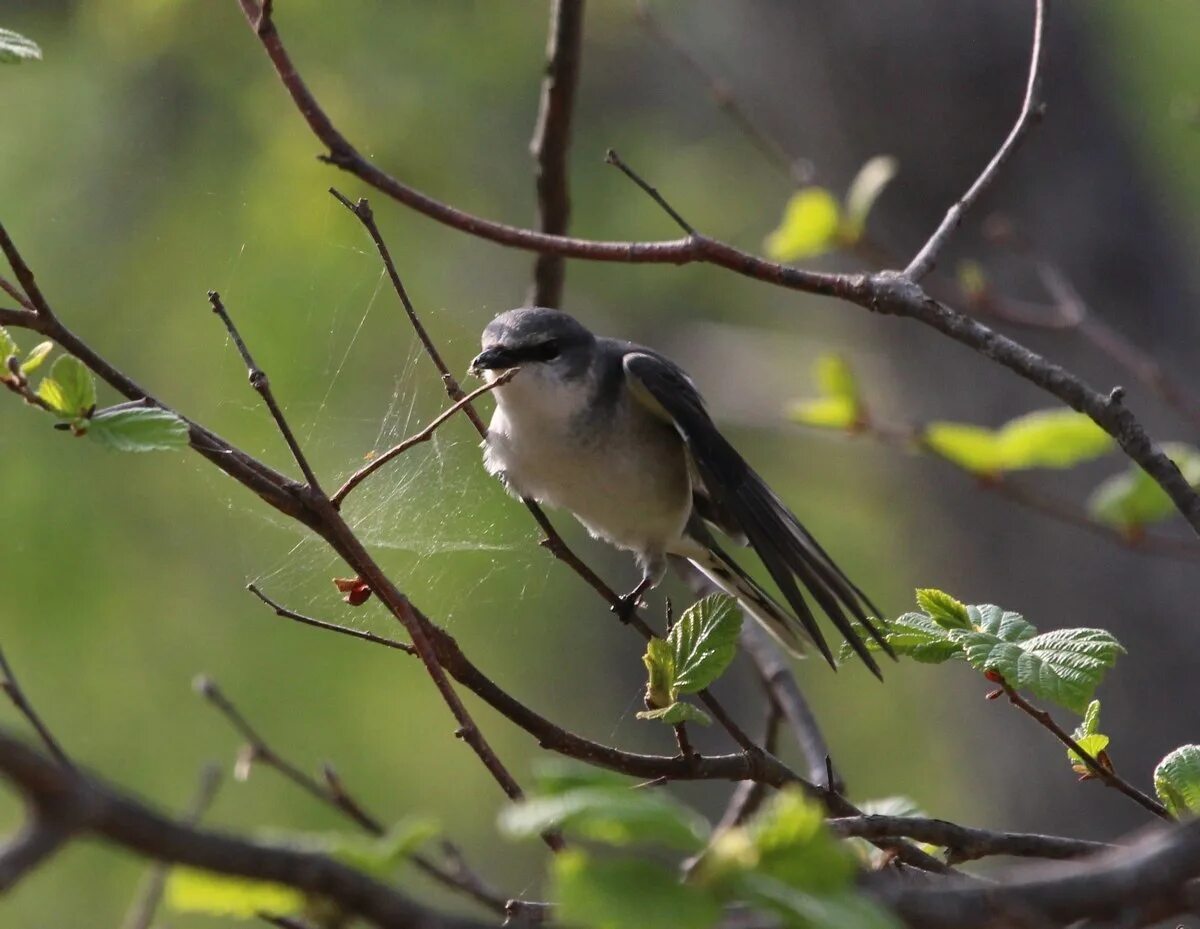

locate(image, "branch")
[[247, 583, 416, 655], [331, 368, 518, 507], [209, 291, 324, 492], [872, 819, 1200, 929], [903, 0, 1047, 280], [121, 763, 222, 929], [996, 683, 1170, 820], [196, 675, 512, 916], [0, 729, 496, 929], [529, 0, 586, 308], [0, 646, 73, 770], [829, 815, 1111, 864]]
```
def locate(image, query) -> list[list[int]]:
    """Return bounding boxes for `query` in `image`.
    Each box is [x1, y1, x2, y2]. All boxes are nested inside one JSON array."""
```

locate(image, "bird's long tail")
[[681, 542, 811, 659]]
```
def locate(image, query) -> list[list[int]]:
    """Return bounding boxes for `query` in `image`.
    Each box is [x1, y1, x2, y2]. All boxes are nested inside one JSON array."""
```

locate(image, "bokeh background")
[[2, 1, 1198, 926]]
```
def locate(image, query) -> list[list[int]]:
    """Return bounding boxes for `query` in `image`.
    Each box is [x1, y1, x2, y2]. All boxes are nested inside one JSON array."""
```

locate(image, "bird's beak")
[[470, 346, 517, 377]]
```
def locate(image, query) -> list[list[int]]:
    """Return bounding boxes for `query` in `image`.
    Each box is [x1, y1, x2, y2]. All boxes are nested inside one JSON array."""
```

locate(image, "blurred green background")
[[2, 1, 1199, 926]]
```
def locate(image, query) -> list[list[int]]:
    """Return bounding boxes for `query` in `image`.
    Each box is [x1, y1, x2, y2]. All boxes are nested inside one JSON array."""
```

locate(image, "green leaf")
[[87, 407, 190, 451], [636, 701, 712, 726], [37, 355, 95, 419], [533, 759, 636, 796], [1088, 444, 1200, 529], [925, 409, 1112, 474], [957, 260, 988, 300], [842, 155, 898, 242], [838, 612, 961, 664], [736, 875, 900, 929], [554, 850, 721, 929], [790, 396, 859, 430], [643, 637, 675, 710], [746, 789, 855, 895], [669, 594, 742, 694], [814, 355, 859, 404], [764, 188, 843, 261], [20, 340, 52, 375], [953, 623, 1123, 714], [334, 819, 439, 876], [1154, 744, 1200, 817], [0, 28, 41, 64], [166, 868, 305, 918], [0, 327, 16, 365], [965, 603, 1037, 642], [498, 787, 710, 851], [1067, 699, 1110, 774], [915, 588, 971, 630]]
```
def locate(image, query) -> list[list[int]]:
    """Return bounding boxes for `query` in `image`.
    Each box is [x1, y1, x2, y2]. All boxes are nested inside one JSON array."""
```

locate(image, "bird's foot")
[[611, 591, 644, 624]]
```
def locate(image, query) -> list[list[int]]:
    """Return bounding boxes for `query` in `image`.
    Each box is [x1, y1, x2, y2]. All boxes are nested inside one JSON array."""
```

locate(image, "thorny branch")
[[529, 0, 586, 308]]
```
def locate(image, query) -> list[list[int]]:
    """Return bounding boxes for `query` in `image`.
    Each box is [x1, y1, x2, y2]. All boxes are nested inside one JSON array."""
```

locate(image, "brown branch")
[[996, 683, 1170, 821], [903, 0, 1047, 280], [121, 763, 222, 929], [0, 273, 34, 312], [0, 730, 497, 929], [605, 149, 694, 234], [739, 621, 841, 790], [529, 0, 586, 308], [195, 675, 512, 916], [208, 290, 325, 493], [331, 368, 518, 507], [871, 819, 1200, 929], [0, 646, 73, 770], [247, 583, 416, 655], [712, 699, 782, 836], [829, 815, 1111, 864]]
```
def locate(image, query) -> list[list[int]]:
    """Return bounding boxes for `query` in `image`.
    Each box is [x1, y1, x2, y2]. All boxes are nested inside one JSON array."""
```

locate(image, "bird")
[[469, 307, 892, 677]]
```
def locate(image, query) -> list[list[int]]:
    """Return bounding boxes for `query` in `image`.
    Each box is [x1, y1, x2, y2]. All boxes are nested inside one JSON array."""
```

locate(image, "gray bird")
[[470, 307, 892, 677]]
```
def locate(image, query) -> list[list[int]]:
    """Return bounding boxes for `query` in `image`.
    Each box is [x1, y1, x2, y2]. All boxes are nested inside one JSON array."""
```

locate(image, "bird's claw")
[[611, 592, 644, 624]]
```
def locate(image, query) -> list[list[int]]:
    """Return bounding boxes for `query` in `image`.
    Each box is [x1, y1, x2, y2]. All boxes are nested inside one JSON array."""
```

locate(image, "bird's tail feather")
[[685, 545, 810, 659]]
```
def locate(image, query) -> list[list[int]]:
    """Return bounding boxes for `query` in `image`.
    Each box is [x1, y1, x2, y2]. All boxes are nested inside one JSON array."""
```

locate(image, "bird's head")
[[470, 307, 595, 385]]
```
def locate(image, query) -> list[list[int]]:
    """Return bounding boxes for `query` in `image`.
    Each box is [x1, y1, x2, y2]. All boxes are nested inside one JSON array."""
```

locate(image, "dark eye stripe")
[[512, 339, 561, 363]]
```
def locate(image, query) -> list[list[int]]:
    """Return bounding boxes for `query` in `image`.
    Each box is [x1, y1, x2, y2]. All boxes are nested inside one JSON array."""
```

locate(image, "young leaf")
[[764, 188, 842, 261], [1088, 444, 1200, 530], [0, 327, 16, 364], [554, 850, 721, 929], [498, 787, 710, 851], [166, 868, 305, 918], [965, 603, 1037, 642], [790, 355, 863, 430], [669, 594, 742, 694], [842, 155, 898, 242], [1153, 744, 1200, 817], [21, 340, 52, 375], [954, 625, 1123, 714], [925, 409, 1112, 474], [746, 789, 855, 895], [915, 588, 971, 630], [838, 612, 961, 664], [533, 759, 636, 796], [737, 875, 900, 929], [87, 407, 190, 451], [0, 28, 41, 64], [333, 818, 439, 876], [1067, 699, 1110, 776], [636, 701, 712, 726], [37, 355, 95, 419], [643, 637, 675, 710]]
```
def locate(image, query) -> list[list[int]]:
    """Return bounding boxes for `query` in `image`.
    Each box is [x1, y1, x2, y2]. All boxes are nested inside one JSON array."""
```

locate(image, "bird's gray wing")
[[623, 350, 893, 676]]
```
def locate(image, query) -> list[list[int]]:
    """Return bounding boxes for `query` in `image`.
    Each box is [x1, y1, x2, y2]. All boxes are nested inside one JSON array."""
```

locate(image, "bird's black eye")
[[532, 339, 560, 361]]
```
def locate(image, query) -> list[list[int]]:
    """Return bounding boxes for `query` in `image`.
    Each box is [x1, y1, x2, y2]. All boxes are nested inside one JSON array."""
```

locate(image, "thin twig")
[[529, 0, 586, 308], [713, 699, 782, 834], [331, 369, 518, 507], [0, 273, 34, 312], [121, 764, 222, 929], [195, 675, 386, 835], [247, 583, 416, 655], [904, 0, 1047, 280], [605, 149, 694, 234], [0, 646, 73, 770], [997, 682, 1170, 821], [195, 673, 512, 914], [829, 814, 1111, 864], [208, 291, 325, 493], [634, 0, 807, 185]]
